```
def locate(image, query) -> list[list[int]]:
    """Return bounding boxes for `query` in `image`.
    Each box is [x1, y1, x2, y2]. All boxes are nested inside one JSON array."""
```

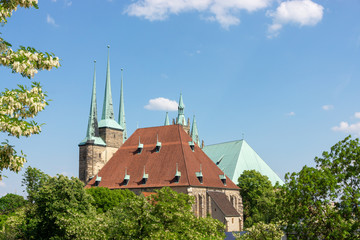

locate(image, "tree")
[[17, 174, 106, 239], [21, 166, 49, 202], [108, 187, 225, 240], [0, 0, 60, 179], [237, 170, 278, 228], [282, 135, 360, 239], [0, 193, 26, 215], [235, 222, 283, 240], [0, 193, 26, 230], [86, 187, 135, 213]]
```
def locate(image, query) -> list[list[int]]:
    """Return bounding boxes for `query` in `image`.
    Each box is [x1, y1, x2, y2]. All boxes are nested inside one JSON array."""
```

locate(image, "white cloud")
[[354, 112, 360, 119], [267, 0, 323, 38], [46, 14, 58, 26], [286, 111, 295, 116], [332, 121, 360, 136], [144, 97, 178, 111], [322, 105, 334, 111], [65, 0, 72, 7], [125, 0, 272, 29]]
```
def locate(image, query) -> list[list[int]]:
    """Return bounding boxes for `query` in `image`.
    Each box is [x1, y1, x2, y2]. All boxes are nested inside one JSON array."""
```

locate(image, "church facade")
[[78, 48, 244, 231]]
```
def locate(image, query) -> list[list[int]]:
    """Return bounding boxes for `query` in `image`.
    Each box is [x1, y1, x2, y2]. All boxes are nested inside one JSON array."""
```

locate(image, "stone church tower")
[[79, 46, 126, 183]]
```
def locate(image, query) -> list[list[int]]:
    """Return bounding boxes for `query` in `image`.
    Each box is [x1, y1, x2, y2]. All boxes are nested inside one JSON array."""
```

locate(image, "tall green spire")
[[118, 68, 127, 141], [164, 112, 170, 126], [190, 115, 200, 145], [98, 46, 122, 130], [176, 93, 186, 125], [79, 61, 106, 146]]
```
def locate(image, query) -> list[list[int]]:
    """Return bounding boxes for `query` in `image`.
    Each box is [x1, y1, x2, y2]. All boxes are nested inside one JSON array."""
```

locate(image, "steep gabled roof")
[[86, 125, 238, 190], [203, 140, 284, 185], [208, 191, 240, 217]]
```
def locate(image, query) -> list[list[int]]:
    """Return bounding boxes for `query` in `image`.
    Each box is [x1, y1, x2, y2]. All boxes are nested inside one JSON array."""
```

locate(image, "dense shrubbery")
[[0, 167, 225, 240]]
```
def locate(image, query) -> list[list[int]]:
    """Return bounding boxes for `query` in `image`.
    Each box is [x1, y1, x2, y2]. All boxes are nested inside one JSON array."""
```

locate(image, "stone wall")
[[99, 127, 123, 148], [79, 144, 106, 182]]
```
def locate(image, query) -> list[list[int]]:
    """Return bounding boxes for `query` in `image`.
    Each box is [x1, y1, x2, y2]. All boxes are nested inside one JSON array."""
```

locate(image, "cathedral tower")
[[79, 61, 106, 182]]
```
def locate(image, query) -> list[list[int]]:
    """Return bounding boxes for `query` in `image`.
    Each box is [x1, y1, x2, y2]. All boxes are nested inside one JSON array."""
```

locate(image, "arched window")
[[199, 194, 203, 218]]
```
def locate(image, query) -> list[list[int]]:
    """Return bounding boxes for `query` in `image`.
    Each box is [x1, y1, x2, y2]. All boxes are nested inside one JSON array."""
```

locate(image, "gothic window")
[[199, 194, 203, 218]]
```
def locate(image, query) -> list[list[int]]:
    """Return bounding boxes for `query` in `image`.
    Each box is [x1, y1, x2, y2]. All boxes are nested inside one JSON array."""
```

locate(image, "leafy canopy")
[[0, 0, 60, 179], [86, 187, 135, 213], [238, 170, 279, 228], [281, 135, 360, 239]]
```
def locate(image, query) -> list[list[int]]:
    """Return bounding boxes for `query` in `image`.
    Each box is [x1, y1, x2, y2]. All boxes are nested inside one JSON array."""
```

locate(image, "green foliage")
[[21, 166, 49, 202], [235, 222, 283, 240], [2, 170, 225, 239], [0, 193, 26, 215], [282, 135, 360, 239], [14, 174, 106, 239], [0, 0, 60, 179], [0, 193, 26, 230], [108, 187, 225, 240], [238, 170, 278, 228], [86, 187, 135, 213]]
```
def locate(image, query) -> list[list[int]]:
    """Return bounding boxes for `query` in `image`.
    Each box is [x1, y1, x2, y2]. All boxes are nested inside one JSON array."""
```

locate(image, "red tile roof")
[[86, 125, 239, 190]]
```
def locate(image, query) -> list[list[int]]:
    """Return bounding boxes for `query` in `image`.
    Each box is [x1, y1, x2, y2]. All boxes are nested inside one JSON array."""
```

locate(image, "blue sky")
[[1, 0, 360, 195]]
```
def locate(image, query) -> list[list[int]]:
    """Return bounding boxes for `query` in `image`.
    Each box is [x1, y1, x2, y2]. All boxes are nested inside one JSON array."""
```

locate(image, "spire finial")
[[164, 112, 170, 126]]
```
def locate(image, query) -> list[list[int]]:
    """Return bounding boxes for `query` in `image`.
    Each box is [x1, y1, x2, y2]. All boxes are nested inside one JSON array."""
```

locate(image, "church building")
[[79, 47, 282, 232]]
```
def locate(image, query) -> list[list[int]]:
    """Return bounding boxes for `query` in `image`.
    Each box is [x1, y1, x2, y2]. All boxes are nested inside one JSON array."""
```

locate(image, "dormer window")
[[188, 141, 195, 151], [142, 166, 148, 184], [196, 164, 203, 183], [155, 135, 161, 152], [219, 174, 226, 186], [174, 163, 181, 183], [124, 168, 130, 186], [137, 137, 143, 154], [95, 176, 101, 186]]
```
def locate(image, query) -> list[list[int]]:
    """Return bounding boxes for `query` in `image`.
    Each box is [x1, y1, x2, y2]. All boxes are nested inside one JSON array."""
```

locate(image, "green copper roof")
[[79, 61, 106, 146], [203, 140, 284, 185], [164, 112, 170, 126], [176, 93, 186, 125], [118, 68, 127, 141], [190, 115, 200, 145], [99, 46, 122, 130]]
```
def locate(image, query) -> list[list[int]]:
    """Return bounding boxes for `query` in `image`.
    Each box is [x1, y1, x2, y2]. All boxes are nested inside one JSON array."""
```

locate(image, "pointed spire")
[[118, 68, 127, 141], [191, 115, 200, 145], [164, 112, 170, 126], [79, 61, 105, 146], [176, 93, 186, 125], [98, 46, 122, 130]]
